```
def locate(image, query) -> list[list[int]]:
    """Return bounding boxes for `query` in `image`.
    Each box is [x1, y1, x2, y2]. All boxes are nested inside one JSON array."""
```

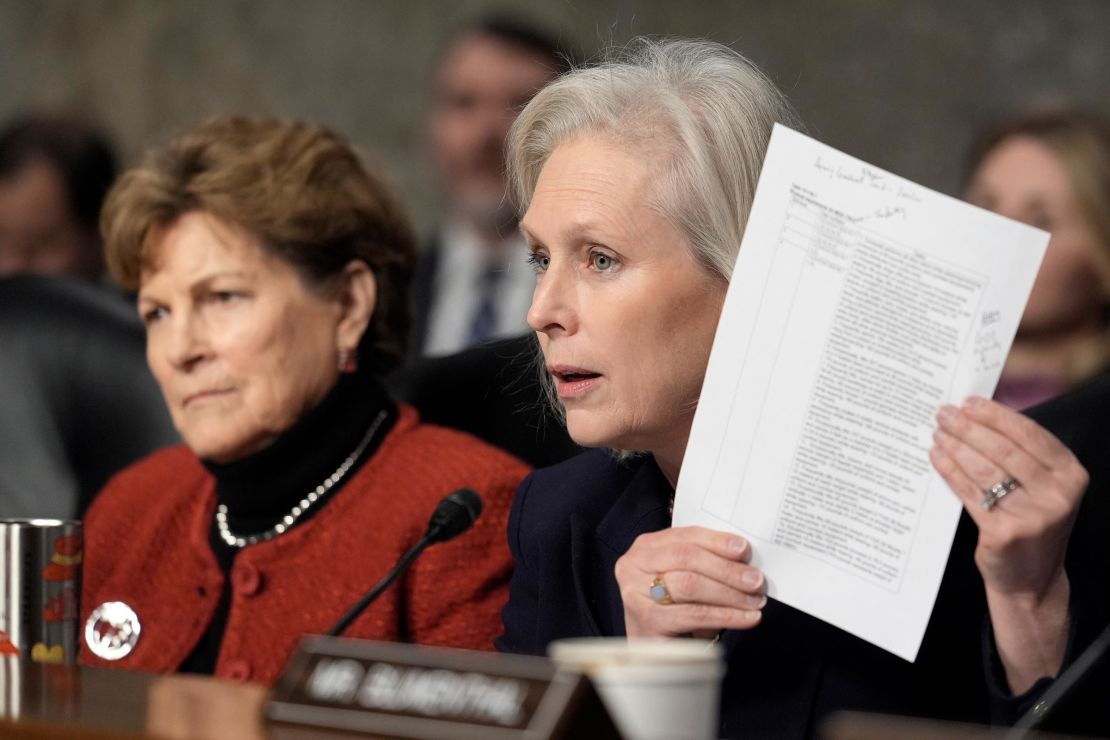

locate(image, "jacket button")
[[223, 658, 252, 682], [231, 563, 263, 596]]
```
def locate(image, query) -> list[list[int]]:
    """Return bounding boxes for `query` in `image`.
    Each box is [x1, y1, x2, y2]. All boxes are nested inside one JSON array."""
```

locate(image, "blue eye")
[[526, 252, 550, 272], [590, 251, 616, 271]]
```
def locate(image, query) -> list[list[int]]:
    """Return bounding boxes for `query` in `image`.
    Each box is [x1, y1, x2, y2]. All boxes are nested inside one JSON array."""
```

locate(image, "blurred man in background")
[[0, 115, 176, 518], [0, 113, 117, 280], [393, 17, 580, 467], [413, 16, 569, 357]]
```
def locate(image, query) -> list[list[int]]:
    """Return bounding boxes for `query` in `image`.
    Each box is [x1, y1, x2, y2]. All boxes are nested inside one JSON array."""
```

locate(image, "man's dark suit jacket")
[[390, 335, 581, 468], [407, 236, 440, 359], [497, 376, 1110, 737]]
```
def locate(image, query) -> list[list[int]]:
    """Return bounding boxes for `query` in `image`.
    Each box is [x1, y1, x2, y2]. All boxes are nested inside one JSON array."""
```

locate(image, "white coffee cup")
[[549, 637, 725, 740]]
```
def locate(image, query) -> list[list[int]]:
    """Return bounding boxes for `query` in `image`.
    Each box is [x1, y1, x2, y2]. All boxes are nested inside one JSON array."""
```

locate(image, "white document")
[[672, 124, 1049, 661]]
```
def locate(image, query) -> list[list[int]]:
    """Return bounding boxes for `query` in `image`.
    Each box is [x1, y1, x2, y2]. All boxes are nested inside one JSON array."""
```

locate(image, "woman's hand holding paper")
[[615, 526, 767, 637], [930, 395, 1087, 693]]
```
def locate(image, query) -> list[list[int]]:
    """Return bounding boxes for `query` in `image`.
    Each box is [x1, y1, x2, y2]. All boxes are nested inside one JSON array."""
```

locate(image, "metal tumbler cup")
[[0, 519, 82, 664]]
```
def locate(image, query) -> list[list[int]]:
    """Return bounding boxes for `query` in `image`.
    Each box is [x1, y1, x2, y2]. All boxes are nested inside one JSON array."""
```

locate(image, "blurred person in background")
[[0, 114, 173, 519], [412, 15, 569, 357], [0, 274, 178, 519], [392, 16, 580, 467], [964, 109, 1110, 409], [81, 116, 528, 684], [0, 113, 117, 280]]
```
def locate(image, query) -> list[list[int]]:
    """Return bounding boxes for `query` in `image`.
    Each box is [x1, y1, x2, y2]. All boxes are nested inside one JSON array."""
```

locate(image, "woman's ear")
[[335, 259, 377, 353]]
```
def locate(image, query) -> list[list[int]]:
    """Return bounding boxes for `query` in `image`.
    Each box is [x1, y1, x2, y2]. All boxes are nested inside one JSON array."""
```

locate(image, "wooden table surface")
[[0, 657, 280, 739]]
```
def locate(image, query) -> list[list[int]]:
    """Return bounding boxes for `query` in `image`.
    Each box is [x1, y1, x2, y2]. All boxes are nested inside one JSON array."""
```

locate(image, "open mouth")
[[549, 365, 602, 382], [555, 370, 601, 382], [549, 366, 603, 398]]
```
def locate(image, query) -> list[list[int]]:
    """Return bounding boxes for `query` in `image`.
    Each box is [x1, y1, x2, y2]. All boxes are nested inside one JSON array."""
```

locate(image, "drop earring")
[[338, 348, 358, 374]]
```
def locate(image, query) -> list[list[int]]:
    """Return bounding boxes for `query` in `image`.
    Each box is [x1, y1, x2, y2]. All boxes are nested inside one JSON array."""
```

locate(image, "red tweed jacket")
[[80, 405, 529, 684]]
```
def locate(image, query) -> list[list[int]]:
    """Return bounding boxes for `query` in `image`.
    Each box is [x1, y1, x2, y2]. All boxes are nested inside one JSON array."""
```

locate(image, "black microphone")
[[425, 488, 483, 543], [326, 488, 483, 637], [1005, 619, 1110, 738]]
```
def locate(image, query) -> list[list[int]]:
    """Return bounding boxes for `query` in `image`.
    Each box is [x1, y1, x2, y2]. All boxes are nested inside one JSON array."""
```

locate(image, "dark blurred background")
[[2, 0, 1107, 233]]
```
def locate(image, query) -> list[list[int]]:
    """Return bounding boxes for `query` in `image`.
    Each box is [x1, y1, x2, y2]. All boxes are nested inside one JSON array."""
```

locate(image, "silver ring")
[[982, 477, 1020, 510]]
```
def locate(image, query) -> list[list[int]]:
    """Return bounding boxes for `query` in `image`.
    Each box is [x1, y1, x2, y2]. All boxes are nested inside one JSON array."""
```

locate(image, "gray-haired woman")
[[496, 39, 1099, 736]]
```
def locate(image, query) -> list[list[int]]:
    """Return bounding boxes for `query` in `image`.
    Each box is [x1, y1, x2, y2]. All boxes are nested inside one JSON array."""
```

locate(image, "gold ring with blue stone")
[[649, 574, 674, 605]]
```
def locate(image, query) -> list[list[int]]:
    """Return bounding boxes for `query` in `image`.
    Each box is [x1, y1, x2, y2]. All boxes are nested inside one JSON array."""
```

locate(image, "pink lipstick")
[[548, 365, 603, 399]]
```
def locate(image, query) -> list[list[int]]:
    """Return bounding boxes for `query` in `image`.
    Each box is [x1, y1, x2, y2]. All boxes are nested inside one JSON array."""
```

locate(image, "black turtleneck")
[[178, 370, 396, 675]]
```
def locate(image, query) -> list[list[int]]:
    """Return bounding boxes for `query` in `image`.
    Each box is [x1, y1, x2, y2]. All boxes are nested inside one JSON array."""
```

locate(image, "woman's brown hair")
[[102, 116, 416, 373], [965, 108, 1110, 288], [966, 108, 1110, 380]]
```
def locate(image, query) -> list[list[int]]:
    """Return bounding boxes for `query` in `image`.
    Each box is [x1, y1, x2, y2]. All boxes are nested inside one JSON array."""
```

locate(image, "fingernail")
[[937, 405, 957, 423], [741, 570, 763, 588], [727, 537, 748, 556], [964, 396, 982, 408], [933, 428, 950, 442], [746, 594, 768, 609]]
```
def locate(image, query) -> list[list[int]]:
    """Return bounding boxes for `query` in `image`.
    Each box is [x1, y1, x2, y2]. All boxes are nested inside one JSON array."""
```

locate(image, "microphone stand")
[[1005, 620, 1110, 738], [327, 533, 435, 638], [325, 488, 481, 637]]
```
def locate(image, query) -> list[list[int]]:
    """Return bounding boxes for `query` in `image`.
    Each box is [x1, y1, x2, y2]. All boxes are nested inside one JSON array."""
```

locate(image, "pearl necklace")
[[216, 409, 388, 549]]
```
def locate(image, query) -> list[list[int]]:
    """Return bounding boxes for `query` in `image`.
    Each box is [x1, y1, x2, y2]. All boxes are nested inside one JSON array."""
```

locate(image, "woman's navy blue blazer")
[[496, 375, 1110, 737]]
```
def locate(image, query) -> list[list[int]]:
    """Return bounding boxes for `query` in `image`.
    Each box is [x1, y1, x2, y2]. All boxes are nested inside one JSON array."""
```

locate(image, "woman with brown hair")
[[80, 116, 528, 684], [965, 108, 1110, 409]]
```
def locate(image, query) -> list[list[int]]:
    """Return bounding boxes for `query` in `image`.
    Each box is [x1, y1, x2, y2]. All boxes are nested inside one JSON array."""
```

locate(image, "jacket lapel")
[[569, 455, 674, 637], [568, 511, 605, 636]]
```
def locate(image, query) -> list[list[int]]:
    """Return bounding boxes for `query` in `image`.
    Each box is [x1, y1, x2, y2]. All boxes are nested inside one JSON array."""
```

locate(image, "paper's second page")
[[672, 124, 1048, 661]]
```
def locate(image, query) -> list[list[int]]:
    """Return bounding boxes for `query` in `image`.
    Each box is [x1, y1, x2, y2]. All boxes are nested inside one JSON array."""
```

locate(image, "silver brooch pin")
[[85, 601, 141, 661]]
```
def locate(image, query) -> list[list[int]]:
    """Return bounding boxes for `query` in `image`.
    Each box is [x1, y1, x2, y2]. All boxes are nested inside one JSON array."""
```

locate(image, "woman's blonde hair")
[[102, 116, 416, 373], [506, 38, 800, 438], [507, 37, 801, 281]]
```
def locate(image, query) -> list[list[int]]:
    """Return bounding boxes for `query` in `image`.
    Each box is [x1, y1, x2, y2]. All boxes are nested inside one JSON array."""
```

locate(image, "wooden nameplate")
[[266, 636, 620, 739]]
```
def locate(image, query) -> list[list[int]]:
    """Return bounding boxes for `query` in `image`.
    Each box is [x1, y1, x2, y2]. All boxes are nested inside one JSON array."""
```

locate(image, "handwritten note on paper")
[[672, 125, 1048, 661]]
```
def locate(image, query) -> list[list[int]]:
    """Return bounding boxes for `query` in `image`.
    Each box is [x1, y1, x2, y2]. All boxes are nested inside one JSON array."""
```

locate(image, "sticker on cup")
[[549, 637, 725, 740], [0, 519, 83, 664]]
